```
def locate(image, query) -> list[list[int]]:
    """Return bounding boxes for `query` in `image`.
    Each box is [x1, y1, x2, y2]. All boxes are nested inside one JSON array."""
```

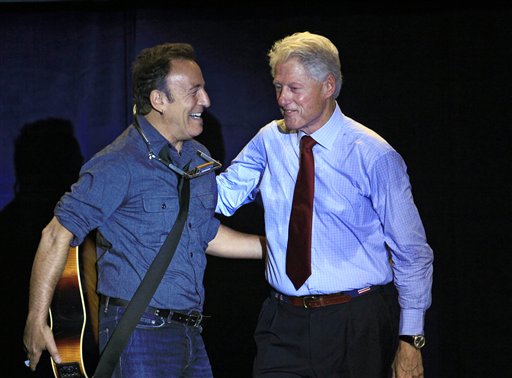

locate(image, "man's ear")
[[322, 74, 336, 98], [150, 89, 166, 113]]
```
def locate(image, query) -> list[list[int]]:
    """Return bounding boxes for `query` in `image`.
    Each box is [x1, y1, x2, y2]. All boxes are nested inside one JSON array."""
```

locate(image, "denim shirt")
[[55, 116, 219, 312]]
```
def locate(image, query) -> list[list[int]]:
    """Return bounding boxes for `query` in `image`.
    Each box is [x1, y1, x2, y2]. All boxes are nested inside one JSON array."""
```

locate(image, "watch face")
[[413, 335, 426, 349]]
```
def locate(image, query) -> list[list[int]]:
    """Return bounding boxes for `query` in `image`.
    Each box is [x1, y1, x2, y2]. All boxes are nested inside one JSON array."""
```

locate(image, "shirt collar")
[[135, 114, 168, 152], [299, 102, 345, 151], [135, 114, 194, 156]]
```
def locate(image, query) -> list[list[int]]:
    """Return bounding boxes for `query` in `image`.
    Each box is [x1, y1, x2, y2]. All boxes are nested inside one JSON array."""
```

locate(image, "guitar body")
[[49, 245, 90, 378]]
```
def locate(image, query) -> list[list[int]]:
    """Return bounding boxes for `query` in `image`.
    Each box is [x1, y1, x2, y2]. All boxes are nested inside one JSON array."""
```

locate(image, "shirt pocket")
[[188, 193, 218, 247], [142, 195, 179, 213], [141, 194, 180, 245], [189, 193, 215, 228]]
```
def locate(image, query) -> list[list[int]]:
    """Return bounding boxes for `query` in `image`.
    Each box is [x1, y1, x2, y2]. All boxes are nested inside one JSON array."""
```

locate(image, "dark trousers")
[[253, 283, 399, 378]]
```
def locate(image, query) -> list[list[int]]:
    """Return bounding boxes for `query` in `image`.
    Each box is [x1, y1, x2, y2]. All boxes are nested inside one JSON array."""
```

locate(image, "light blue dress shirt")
[[216, 104, 433, 334]]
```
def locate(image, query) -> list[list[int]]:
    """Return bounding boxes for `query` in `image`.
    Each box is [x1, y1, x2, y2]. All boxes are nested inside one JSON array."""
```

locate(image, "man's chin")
[[283, 120, 301, 131], [189, 123, 204, 138]]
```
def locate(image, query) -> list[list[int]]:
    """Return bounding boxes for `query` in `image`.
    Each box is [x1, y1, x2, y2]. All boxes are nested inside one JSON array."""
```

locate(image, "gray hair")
[[268, 31, 342, 98]]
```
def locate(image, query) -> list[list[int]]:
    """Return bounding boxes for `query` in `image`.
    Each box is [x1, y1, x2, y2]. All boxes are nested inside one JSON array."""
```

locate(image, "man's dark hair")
[[132, 43, 196, 115]]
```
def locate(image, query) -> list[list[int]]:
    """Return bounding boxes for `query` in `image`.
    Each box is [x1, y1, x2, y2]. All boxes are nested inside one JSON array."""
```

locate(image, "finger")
[[24, 358, 37, 372], [25, 359, 38, 372], [27, 356, 38, 372], [50, 351, 62, 365], [46, 336, 62, 364]]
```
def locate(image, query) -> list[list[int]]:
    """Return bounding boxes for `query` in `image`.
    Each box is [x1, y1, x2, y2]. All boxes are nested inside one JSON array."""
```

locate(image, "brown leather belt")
[[271, 285, 377, 309]]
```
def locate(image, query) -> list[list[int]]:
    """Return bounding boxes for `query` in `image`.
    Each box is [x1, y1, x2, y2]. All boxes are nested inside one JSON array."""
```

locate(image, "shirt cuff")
[[399, 308, 425, 335]]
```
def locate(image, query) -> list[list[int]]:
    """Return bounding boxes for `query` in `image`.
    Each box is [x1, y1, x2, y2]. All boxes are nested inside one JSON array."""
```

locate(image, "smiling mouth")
[[190, 112, 202, 119]]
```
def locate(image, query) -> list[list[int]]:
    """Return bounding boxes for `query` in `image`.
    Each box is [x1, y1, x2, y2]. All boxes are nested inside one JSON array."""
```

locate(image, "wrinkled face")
[[273, 57, 334, 135], [161, 59, 211, 142]]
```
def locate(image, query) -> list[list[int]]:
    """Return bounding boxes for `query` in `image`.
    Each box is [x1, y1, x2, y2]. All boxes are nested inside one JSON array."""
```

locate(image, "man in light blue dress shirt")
[[216, 32, 434, 377]]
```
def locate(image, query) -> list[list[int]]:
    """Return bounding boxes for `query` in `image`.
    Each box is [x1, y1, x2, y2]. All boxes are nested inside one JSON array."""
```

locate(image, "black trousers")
[[253, 283, 400, 378]]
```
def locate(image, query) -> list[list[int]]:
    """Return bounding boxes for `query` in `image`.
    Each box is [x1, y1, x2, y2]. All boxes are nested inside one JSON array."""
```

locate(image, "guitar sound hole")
[[57, 362, 84, 378]]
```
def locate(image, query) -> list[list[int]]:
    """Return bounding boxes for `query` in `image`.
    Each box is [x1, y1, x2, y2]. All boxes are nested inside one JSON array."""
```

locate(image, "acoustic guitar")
[[49, 239, 98, 378]]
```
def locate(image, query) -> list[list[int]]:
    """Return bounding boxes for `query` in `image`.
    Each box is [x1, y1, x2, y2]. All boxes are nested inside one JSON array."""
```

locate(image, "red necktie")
[[286, 135, 317, 290]]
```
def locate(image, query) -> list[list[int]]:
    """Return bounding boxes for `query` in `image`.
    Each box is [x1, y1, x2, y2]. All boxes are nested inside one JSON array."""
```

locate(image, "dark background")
[[0, 1, 510, 377]]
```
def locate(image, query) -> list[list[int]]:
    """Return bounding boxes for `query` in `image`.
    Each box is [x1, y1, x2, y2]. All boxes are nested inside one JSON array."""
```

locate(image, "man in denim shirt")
[[23, 43, 263, 378]]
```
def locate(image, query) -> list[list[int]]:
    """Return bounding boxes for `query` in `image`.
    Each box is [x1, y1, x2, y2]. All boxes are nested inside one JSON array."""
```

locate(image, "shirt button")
[[161, 203, 166, 209]]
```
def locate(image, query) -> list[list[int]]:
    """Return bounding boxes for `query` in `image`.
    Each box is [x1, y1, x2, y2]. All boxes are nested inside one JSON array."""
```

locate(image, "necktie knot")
[[301, 135, 317, 152]]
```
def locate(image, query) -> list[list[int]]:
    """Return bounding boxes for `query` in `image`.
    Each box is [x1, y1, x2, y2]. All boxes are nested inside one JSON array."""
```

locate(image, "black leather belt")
[[100, 295, 207, 328]]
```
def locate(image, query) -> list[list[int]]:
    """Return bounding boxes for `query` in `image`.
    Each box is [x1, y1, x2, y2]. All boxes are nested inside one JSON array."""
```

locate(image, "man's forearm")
[[26, 217, 74, 322], [206, 224, 265, 259]]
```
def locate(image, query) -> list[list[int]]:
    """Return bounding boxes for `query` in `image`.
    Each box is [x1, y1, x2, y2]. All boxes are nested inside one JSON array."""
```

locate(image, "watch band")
[[399, 335, 426, 349]]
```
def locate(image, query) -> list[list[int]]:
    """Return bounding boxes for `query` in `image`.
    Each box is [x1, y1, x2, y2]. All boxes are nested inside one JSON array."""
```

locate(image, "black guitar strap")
[[93, 174, 190, 378]]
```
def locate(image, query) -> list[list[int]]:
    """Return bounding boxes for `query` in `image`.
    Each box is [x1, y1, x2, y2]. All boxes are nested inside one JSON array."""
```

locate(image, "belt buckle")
[[302, 295, 318, 309], [187, 311, 203, 327]]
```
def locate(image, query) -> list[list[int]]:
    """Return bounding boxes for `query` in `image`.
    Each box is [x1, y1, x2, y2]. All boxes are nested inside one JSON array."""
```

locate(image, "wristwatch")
[[399, 335, 426, 349]]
